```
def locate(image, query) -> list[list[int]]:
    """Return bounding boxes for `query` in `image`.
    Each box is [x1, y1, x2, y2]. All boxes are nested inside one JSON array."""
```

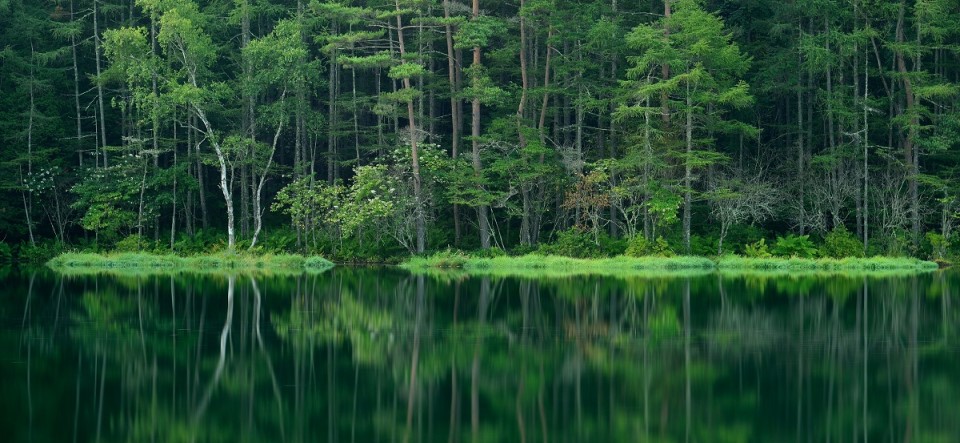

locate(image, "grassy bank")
[[48, 252, 334, 274], [715, 255, 939, 271], [402, 252, 939, 276], [402, 252, 715, 276]]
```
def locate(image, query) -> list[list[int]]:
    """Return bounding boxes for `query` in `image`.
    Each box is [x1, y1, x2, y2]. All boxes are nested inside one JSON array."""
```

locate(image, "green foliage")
[[924, 231, 950, 261], [743, 239, 772, 258], [113, 234, 138, 252], [0, 242, 11, 263], [625, 236, 675, 257], [537, 228, 604, 258], [454, 16, 506, 49], [820, 227, 865, 258], [690, 234, 719, 256], [387, 62, 427, 79], [717, 256, 938, 272], [18, 240, 65, 263], [771, 235, 818, 258]]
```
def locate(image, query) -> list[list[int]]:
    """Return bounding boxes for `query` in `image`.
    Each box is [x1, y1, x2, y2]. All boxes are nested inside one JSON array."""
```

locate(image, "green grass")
[[715, 255, 939, 271], [48, 251, 335, 275], [402, 252, 715, 278], [402, 251, 939, 278]]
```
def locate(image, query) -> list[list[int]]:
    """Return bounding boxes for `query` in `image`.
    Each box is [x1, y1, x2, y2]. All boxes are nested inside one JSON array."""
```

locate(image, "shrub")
[[509, 244, 537, 256], [537, 228, 603, 258], [406, 249, 469, 268], [114, 234, 147, 252], [18, 240, 65, 263], [771, 234, 818, 258], [689, 234, 718, 256], [742, 238, 772, 258], [0, 242, 11, 263], [598, 233, 628, 256], [625, 236, 674, 257], [304, 256, 335, 270], [820, 227, 865, 258], [257, 229, 298, 253], [473, 246, 507, 258], [924, 232, 950, 261], [725, 224, 766, 254]]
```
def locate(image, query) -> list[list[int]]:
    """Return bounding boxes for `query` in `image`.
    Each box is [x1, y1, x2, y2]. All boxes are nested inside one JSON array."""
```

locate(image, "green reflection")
[[1, 268, 959, 442]]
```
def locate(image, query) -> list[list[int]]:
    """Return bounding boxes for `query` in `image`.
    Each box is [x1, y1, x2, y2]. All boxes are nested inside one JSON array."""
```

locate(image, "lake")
[[1, 266, 957, 442]]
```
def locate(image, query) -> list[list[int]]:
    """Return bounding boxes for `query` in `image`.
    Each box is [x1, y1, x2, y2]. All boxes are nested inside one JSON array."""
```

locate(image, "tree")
[[706, 169, 778, 254], [622, 0, 754, 252]]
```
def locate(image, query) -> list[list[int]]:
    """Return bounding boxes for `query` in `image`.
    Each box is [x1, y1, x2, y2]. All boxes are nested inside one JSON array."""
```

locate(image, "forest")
[[2, 0, 960, 263]]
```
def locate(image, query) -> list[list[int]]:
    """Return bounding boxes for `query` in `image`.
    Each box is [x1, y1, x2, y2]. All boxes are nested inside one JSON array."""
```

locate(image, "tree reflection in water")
[[1, 267, 958, 442]]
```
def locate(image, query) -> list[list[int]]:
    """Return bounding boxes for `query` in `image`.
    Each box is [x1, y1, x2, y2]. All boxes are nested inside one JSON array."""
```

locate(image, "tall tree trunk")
[[191, 100, 236, 249], [517, 0, 532, 246], [472, 0, 491, 249], [250, 98, 286, 250], [863, 40, 870, 252], [797, 27, 805, 235], [683, 79, 692, 253], [71, 0, 83, 167], [94, 0, 108, 167], [239, 0, 253, 239], [661, 0, 671, 125], [609, 0, 619, 238], [895, 1, 920, 248], [327, 20, 338, 184], [23, 45, 37, 246], [171, 117, 178, 249], [395, 0, 426, 253], [443, 0, 462, 245]]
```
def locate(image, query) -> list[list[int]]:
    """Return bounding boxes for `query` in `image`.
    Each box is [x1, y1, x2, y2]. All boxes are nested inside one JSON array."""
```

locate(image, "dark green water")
[[1, 267, 958, 442]]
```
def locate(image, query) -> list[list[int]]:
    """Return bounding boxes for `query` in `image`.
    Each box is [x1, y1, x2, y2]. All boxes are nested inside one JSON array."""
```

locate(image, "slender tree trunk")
[[517, 0, 532, 246], [192, 103, 236, 249], [532, 26, 554, 245], [643, 81, 652, 240], [895, 1, 919, 247], [661, 0, 671, 125], [23, 45, 37, 246], [192, 113, 209, 229], [863, 41, 870, 252], [171, 118, 178, 249], [609, 2, 619, 237], [250, 99, 286, 250], [683, 80, 693, 253], [395, 0, 426, 253], [327, 20, 338, 184], [472, 0, 490, 249], [71, 0, 83, 167], [443, 0, 462, 245], [538, 27, 553, 146], [94, 0, 108, 166], [797, 28, 805, 235]]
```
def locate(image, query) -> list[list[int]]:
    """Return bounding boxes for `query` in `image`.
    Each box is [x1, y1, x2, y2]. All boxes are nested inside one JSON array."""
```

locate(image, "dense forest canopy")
[[2, 0, 960, 260]]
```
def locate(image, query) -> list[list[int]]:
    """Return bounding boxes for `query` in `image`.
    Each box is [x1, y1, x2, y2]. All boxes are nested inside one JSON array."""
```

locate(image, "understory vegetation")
[[403, 247, 937, 275]]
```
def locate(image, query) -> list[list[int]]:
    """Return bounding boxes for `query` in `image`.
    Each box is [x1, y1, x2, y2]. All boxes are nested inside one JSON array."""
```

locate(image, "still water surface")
[[1, 267, 958, 442]]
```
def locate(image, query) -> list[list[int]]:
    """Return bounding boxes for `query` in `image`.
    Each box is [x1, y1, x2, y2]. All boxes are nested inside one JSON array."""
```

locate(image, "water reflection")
[[1, 268, 958, 442]]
